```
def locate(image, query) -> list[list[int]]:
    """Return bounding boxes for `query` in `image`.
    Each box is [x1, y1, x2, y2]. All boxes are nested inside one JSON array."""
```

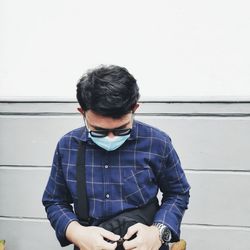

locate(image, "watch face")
[[162, 228, 171, 243]]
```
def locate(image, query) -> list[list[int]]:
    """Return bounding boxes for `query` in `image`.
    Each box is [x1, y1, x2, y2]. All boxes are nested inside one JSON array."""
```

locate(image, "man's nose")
[[107, 131, 115, 138]]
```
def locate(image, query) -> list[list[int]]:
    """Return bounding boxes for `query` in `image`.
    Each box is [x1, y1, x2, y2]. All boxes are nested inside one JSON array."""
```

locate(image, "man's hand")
[[123, 223, 162, 250], [66, 221, 120, 250]]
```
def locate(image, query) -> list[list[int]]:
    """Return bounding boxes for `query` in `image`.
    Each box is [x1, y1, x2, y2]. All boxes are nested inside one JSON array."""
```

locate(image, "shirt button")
[[105, 193, 110, 199], [104, 165, 109, 169]]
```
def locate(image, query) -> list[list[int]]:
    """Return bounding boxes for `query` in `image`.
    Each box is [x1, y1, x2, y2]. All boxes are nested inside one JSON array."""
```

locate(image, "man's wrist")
[[152, 223, 172, 245], [66, 221, 85, 245]]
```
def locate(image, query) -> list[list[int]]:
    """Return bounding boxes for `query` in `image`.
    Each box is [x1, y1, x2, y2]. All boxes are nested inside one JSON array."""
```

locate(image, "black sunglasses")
[[89, 128, 132, 138]]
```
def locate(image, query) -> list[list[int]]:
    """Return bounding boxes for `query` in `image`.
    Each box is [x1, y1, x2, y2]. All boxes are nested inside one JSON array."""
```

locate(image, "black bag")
[[74, 141, 166, 250], [97, 198, 159, 250], [98, 198, 158, 237]]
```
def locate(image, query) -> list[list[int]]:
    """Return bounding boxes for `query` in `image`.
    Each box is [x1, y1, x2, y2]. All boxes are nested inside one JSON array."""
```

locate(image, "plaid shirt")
[[42, 120, 190, 246]]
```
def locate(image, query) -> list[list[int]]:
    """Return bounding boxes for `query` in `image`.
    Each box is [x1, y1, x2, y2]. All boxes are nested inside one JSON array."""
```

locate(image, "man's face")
[[84, 110, 133, 138]]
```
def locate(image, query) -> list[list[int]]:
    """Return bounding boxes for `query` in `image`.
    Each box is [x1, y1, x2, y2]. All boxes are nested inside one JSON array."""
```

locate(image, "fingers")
[[101, 240, 118, 250], [123, 223, 140, 240], [94, 227, 119, 250], [123, 223, 162, 250], [123, 223, 141, 249], [100, 228, 120, 242], [123, 238, 138, 250]]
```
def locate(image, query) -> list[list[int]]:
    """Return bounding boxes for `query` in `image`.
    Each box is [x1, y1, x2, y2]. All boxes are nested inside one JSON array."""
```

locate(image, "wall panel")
[[1, 167, 249, 227], [0, 218, 71, 250], [1, 219, 249, 250], [1, 115, 250, 171], [1, 100, 249, 250]]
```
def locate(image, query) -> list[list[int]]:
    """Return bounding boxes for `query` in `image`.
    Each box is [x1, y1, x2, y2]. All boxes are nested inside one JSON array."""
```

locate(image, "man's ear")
[[131, 103, 139, 113], [77, 107, 85, 115]]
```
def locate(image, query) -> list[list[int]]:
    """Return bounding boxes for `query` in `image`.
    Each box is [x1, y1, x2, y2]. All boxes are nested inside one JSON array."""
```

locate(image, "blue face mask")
[[89, 134, 130, 151]]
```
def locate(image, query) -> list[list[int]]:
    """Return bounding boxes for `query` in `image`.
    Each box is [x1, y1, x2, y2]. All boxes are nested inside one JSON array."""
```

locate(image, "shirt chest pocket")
[[122, 166, 157, 206]]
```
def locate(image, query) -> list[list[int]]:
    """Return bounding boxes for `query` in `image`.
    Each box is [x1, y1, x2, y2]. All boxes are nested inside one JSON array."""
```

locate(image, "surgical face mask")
[[84, 119, 131, 151], [89, 134, 130, 151]]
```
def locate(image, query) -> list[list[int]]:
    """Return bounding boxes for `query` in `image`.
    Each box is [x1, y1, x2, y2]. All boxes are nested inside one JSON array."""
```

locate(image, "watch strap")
[[153, 223, 172, 245]]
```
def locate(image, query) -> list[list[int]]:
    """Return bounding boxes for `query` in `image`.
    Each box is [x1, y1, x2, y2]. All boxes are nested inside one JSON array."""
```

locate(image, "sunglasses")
[[89, 128, 132, 138]]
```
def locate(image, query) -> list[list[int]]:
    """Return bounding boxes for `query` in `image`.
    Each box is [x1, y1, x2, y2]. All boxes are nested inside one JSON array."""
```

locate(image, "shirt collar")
[[128, 120, 137, 140], [78, 126, 88, 142]]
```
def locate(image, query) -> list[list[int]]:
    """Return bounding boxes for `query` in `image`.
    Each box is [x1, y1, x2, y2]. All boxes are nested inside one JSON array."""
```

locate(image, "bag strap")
[[76, 141, 90, 226]]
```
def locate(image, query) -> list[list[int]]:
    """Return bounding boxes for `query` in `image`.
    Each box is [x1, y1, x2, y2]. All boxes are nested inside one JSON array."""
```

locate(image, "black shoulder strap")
[[76, 141, 90, 226]]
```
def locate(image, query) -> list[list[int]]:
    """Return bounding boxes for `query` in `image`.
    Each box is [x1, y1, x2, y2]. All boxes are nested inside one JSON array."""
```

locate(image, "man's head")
[[76, 65, 140, 118]]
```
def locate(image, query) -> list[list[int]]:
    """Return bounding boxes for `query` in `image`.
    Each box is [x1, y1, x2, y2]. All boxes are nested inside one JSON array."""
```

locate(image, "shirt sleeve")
[[42, 143, 78, 246], [153, 138, 190, 242]]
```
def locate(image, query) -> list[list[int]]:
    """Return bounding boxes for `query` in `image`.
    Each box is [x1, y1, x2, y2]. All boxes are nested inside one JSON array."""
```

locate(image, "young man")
[[42, 65, 190, 250]]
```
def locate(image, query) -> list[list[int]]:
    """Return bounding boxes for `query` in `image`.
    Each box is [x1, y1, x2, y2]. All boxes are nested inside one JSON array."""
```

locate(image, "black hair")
[[76, 65, 140, 118]]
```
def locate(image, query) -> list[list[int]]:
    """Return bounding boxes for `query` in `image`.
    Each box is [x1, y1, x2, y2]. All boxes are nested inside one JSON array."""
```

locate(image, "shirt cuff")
[[153, 211, 181, 242], [55, 215, 79, 247]]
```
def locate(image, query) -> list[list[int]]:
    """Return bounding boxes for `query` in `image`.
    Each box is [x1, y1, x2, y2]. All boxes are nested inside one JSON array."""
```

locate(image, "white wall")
[[1, 0, 250, 98]]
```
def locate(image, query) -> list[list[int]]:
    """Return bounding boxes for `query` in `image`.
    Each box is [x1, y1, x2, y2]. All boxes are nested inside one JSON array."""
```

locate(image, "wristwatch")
[[153, 223, 172, 245]]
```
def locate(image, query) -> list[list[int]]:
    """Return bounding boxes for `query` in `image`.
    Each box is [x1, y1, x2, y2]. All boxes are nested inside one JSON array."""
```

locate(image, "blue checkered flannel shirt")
[[42, 120, 190, 246]]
